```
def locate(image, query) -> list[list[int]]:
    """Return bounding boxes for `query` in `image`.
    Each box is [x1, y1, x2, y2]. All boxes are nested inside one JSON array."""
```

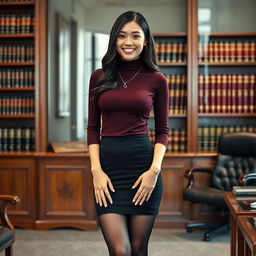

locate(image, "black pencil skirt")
[[96, 133, 163, 216]]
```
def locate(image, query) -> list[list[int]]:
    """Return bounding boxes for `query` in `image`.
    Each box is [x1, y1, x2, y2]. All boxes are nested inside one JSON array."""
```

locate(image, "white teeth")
[[123, 48, 135, 53]]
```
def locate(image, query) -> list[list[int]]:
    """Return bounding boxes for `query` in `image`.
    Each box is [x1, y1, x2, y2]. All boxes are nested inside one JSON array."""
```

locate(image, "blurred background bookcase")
[[0, 0, 47, 153], [153, 0, 256, 154]]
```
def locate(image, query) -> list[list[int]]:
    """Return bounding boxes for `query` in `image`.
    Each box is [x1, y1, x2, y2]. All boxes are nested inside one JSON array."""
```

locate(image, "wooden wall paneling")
[[0, 157, 36, 229], [36, 156, 97, 231], [156, 157, 192, 228]]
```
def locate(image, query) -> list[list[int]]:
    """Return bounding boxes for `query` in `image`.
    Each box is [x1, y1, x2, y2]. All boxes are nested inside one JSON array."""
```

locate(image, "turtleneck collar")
[[117, 57, 144, 73]]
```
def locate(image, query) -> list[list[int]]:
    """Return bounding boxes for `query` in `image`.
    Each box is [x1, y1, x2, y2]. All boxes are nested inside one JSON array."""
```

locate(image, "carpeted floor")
[[1, 228, 230, 256]]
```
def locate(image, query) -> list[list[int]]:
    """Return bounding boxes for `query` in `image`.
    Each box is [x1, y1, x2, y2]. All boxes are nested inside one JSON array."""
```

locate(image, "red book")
[[219, 41, 224, 62], [208, 42, 214, 62], [204, 75, 210, 113], [216, 74, 222, 113], [180, 75, 186, 114], [222, 74, 228, 113], [236, 41, 243, 62], [243, 41, 250, 63], [169, 75, 175, 114], [230, 41, 236, 62], [224, 41, 230, 62], [243, 75, 249, 113], [209, 74, 216, 113], [249, 42, 255, 62], [213, 41, 219, 62], [249, 74, 255, 113], [231, 74, 236, 113], [237, 74, 243, 113], [198, 74, 204, 113], [175, 75, 181, 114]]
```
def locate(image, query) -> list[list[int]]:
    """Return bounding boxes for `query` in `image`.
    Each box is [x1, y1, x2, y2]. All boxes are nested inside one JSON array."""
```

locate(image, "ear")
[[144, 41, 147, 47]]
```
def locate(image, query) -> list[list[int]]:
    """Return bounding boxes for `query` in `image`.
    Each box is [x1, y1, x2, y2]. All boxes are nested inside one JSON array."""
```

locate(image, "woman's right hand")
[[92, 169, 115, 207]]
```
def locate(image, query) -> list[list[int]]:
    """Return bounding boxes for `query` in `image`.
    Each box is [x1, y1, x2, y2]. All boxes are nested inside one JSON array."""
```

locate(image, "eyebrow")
[[119, 31, 142, 34]]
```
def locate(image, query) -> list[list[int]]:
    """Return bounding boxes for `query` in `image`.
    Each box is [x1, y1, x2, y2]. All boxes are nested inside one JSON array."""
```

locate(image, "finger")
[[134, 189, 146, 205], [104, 188, 113, 204], [94, 190, 99, 204], [107, 179, 115, 192], [132, 179, 139, 189], [135, 189, 148, 205], [132, 187, 143, 203], [96, 190, 103, 207], [146, 189, 153, 201], [100, 190, 108, 207], [139, 193, 148, 205], [132, 176, 142, 189]]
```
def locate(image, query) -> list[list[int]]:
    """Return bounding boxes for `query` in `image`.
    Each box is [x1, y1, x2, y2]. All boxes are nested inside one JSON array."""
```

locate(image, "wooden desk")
[[237, 216, 256, 256], [225, 192, 256, 256]]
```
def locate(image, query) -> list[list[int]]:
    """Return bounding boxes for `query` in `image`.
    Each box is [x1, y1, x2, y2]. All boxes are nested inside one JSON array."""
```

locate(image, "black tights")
[[98, 213, 156, 256]]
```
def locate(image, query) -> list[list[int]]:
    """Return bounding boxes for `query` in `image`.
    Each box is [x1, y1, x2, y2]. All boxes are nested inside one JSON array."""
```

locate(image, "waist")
[[101, 133, 148, 139]]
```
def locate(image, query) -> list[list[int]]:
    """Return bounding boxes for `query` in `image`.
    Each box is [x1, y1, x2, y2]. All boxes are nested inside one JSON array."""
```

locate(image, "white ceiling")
[[79, 0, 181, 8]]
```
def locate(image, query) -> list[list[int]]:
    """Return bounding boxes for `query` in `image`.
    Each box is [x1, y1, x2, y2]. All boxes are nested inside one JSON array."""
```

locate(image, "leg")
[[6, 245, 13, 256], [98, 213, 131, 256], [127, 214, 156, 256]]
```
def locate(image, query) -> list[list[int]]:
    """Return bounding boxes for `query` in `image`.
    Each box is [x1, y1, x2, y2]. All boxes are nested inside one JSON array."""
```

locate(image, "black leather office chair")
[[183, 132, 256, 241], [0, 195, 20, 256]]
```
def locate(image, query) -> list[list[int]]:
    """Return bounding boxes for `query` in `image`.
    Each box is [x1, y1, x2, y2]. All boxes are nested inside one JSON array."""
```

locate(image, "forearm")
[[88, 144, 103, 172], [149, 143, 166, 174]]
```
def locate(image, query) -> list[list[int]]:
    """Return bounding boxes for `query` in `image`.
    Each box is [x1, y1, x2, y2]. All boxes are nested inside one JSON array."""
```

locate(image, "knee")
[[111, 244, 131, 256], [131, 241, 146, 256]]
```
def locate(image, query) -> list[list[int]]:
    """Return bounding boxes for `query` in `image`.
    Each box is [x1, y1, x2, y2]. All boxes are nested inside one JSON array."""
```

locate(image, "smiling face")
[[116, 21, 147, 61]]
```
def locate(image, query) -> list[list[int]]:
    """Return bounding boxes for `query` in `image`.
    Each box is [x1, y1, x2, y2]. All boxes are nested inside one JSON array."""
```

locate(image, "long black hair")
[[90, 11, 159, 99]]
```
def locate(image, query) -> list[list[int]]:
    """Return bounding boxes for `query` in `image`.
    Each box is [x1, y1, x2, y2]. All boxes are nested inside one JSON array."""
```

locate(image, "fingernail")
[[135, 202, 138, 205]]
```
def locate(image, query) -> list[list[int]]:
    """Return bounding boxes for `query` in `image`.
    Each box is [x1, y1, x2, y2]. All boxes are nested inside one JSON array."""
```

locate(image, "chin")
[[121, 55, 140, 61]]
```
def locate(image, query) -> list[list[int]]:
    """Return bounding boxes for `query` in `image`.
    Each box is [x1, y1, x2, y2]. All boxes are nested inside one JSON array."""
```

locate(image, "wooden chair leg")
[[6, 245, 13, 256]]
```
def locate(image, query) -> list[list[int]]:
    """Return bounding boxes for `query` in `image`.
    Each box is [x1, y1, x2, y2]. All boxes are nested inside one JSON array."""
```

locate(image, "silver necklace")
[[118, 66, 143, 88]]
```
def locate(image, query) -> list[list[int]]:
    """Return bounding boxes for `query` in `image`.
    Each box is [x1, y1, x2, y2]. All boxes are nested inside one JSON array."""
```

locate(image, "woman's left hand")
[[132, 169, 160, 205]]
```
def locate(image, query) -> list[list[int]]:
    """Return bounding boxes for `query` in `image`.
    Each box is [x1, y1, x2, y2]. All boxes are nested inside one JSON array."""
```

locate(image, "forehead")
[[120, 21, 143, 33]]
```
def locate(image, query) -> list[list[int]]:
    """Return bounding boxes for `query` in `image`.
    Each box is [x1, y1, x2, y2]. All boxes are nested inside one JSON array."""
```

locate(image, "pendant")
[[123, 82, 128, 88]]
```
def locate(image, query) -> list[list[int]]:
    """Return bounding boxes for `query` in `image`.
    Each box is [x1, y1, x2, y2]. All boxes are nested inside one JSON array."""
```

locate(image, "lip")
[[122, 48, 136, 54]]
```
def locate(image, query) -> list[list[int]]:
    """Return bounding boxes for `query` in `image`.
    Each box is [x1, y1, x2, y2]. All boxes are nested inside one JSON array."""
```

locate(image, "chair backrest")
[[211, 132, 256, 191]]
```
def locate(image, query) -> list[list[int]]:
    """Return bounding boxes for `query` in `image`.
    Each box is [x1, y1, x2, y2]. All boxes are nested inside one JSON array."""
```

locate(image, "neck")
[[118, 57, 144, 72]]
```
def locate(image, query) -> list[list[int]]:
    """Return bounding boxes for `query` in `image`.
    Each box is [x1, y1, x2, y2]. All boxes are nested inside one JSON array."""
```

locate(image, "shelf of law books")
[[197, 33, 256, 152], [0, 0, 35, 152], [197, 0, 256, 153], [153, 34, 188, 152]]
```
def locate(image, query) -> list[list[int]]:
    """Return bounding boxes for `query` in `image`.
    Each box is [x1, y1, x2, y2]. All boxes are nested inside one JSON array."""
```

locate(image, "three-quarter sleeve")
[[87, 69, 102, 146], [153, 73, 169, 146]]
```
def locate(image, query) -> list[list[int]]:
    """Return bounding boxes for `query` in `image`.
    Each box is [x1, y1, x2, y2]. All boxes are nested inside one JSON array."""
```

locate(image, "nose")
[[124, 37, 133, 45]]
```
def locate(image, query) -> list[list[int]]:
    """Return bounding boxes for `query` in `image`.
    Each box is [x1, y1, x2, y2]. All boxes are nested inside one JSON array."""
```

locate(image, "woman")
[[87, 11, 169, 256]]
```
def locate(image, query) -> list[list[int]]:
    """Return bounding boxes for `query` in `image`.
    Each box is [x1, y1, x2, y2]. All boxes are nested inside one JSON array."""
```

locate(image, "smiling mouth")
[[122, 48, 136, 54]]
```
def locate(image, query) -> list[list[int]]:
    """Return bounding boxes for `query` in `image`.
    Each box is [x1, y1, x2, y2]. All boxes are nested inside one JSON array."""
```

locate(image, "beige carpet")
[[1, 228, 230, 256]]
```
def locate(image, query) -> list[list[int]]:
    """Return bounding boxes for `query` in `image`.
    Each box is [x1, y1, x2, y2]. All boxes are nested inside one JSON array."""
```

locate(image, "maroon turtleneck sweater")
[[87, 58, 169, 147]]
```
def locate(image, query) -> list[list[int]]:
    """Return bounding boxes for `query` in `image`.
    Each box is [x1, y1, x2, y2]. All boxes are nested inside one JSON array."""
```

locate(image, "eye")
[[133, 34, 141, 39], [118, 34, 125, 39]]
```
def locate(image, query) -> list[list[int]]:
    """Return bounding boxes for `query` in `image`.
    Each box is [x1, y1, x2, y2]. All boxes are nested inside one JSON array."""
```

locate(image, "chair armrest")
[[239, 172, 256, 186], [0, 195, 20, 231], [185, 168, 213, 189]]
